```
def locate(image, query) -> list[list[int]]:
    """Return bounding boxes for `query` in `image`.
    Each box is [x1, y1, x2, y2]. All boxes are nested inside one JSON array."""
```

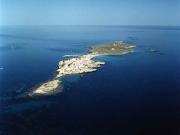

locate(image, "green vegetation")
[[90, 41, 135, 55]]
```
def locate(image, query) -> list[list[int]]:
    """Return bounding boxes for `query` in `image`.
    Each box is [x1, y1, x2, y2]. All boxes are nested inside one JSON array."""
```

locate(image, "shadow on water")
[[0, 45, 24, 51]]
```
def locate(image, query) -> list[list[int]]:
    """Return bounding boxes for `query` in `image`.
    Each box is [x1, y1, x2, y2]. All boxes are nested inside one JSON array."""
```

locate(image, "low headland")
[[28, 41, 136, 96]]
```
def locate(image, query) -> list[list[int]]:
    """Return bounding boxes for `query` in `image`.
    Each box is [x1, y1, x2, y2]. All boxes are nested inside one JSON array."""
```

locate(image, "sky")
[[0, 0, 179, 26]]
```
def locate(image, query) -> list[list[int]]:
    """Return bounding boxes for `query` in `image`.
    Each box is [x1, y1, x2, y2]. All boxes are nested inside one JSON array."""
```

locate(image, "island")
[[90, 41, 135, 55], [28, 79, 62, 96], [28, 41, 136, 96], [148, 48, 158, 53]]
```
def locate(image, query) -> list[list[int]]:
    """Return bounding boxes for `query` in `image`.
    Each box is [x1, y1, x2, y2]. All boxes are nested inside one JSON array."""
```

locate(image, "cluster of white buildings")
[[56, 54, 105, 77]]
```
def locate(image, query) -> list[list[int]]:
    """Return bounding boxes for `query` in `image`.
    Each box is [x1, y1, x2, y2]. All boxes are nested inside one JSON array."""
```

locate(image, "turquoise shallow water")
[[0, 26, 179, 135]]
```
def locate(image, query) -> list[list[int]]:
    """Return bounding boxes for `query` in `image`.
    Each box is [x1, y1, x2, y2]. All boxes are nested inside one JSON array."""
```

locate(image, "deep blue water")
[[0, 26, 179, 135]]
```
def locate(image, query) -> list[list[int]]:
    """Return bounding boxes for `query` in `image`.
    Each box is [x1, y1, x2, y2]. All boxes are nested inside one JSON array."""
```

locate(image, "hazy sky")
[[0, 0, 179, 26]]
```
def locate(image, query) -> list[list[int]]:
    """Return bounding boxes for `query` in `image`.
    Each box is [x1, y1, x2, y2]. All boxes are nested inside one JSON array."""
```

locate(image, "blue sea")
[[0, 26, 179, 135]]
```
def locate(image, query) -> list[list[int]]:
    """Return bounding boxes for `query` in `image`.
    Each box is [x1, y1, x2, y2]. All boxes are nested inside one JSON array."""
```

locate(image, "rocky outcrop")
[[148, 48, 158, 53], [28, 79, 62, 96]]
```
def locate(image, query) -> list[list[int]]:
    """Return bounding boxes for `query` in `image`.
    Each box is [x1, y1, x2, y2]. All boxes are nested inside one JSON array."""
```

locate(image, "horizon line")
[[0, 24, 180, 27]]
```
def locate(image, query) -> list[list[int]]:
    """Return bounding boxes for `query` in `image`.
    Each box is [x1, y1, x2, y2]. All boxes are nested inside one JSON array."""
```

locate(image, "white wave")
[[63, 54, 80, 57]]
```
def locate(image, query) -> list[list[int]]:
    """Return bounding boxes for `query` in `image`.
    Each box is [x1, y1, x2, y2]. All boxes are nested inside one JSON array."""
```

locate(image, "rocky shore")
[[28, 41, 135, 96], [28, 79, 62, 96]]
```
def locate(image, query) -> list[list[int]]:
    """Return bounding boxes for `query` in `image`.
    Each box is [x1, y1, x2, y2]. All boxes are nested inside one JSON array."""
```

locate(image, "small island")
[[90, 41, 135, 55], [29, 41, 136, 96], [28, 79, 62, 96]]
